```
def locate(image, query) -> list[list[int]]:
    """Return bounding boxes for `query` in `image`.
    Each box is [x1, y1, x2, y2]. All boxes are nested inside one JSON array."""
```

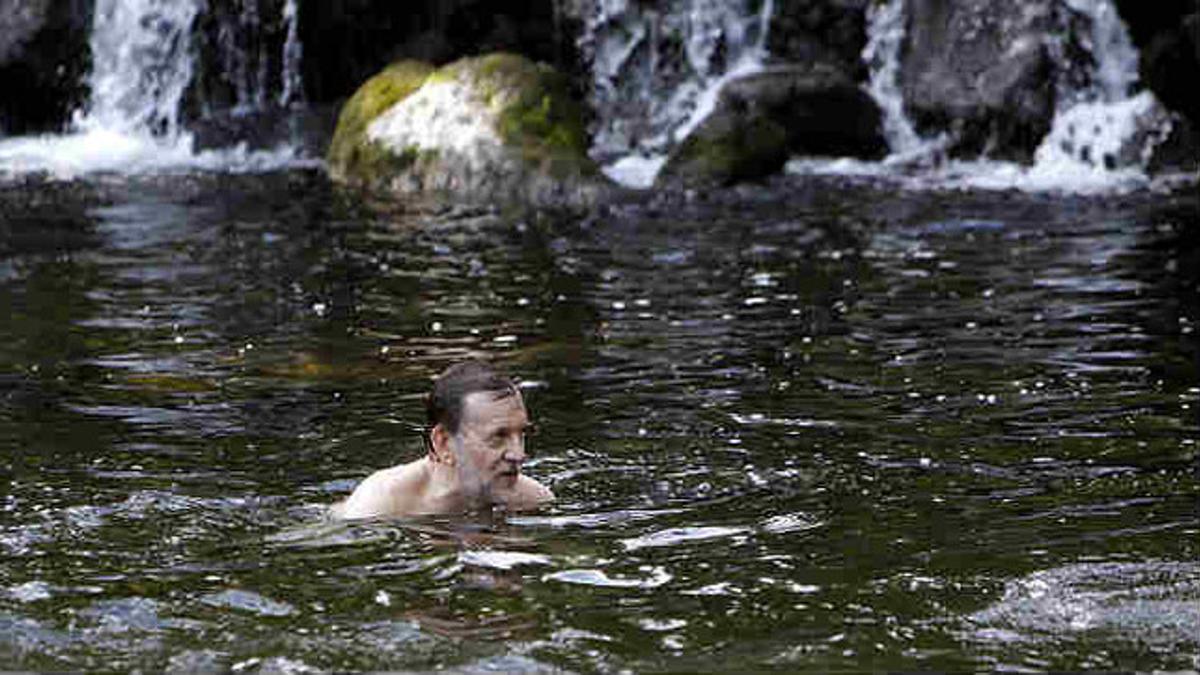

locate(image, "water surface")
[[2, 172, 1197, 671]]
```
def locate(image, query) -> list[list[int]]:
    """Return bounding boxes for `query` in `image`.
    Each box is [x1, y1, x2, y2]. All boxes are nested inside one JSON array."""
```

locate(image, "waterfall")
[[208, 0, 305, 114], [861, 0, 938, 160], [279, 0, 304, 108], [790, 0, 1181, 193], [1029, 0, 1172, 178], [77, 0, 201, 138], [580, 0, 774, 187], [0, 0, 308, 178]]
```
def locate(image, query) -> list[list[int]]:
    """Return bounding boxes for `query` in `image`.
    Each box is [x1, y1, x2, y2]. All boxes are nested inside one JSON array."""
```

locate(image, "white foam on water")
[[0, 130, 311, 180], [602, 154, 669, 188], [457, 550, 552, 571], [785, 156, 1180, 195]]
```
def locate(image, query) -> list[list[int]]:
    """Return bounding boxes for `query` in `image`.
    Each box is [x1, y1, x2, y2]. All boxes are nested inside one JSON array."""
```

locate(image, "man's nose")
[[503, 437, 526, 463]]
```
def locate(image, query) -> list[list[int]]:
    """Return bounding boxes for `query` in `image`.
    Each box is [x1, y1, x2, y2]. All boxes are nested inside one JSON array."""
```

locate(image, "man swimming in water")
[[336, 360, 554, 519]]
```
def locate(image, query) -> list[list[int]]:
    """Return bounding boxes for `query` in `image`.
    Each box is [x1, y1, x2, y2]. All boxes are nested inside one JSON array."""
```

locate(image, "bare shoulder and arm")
[[336, 462, 426, 519], [506, 475, 554, 510]]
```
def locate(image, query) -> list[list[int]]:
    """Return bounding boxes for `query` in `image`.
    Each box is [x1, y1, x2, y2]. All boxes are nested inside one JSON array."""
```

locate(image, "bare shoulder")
[[510, 475, 554, 510], [336, 462, 426, 519]]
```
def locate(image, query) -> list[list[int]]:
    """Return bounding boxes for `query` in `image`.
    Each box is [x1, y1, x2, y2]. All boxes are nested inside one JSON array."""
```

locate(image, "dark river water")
[[1, 170, 1197, 672]]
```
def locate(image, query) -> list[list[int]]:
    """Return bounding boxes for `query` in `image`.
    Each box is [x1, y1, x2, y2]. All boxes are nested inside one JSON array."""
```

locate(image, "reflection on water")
[[0, 172, 1197, 670]]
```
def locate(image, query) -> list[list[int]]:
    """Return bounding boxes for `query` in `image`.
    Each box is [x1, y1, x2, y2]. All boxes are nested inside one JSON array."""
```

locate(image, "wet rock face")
[[327, 53, 609, 207], [298, 0, 578, 105], [0, 0, 92, 134], [1112, 0, 1200, 127], [900, 0, 1059, 161], [767, 0, 872, 81], [658, 64, 885, 188]]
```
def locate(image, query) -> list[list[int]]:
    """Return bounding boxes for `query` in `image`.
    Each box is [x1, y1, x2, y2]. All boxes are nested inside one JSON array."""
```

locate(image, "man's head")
[[425, 361, 529, 503]]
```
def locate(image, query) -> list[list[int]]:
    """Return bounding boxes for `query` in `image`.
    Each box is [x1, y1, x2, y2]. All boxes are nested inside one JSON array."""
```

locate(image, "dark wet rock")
[[0, 0, 92, 134], [185, 0, 292, 119], [900, 0, 1059, 161], [767, 0, 872, 81], [297, 0, 578, 105], [327, 53, 611, 207], [657, 64, 886, 189], [1112, 0, 1200, 128], [1147, 115, 1200, 174]]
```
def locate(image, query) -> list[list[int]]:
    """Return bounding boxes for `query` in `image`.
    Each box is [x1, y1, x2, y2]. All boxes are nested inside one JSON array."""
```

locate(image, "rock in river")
[[900, 0, 1059, 161], [326, 52, 610, 207], [657, 63, 886, 189]]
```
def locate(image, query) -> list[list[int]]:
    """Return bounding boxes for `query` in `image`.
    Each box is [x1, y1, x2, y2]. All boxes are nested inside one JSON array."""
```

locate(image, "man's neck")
[[420, 456, 489, 513]]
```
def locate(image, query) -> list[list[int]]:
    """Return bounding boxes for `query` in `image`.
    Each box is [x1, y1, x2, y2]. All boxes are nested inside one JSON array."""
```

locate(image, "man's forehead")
[[461, 388, 526, 421]]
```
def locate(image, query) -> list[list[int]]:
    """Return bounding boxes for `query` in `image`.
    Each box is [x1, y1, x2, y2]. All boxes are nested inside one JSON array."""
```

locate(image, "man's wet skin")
[[336, 362, 554, 519]]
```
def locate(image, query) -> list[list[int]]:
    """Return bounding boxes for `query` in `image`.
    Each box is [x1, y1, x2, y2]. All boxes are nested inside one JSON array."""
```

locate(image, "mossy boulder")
[[327, 59, 435, 181], [327, 53, 610, 207], [657, 113, 790, 190]]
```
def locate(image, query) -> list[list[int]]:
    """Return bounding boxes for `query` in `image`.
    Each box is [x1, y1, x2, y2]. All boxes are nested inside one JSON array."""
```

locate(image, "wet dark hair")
[[425, 360, 518, 436]]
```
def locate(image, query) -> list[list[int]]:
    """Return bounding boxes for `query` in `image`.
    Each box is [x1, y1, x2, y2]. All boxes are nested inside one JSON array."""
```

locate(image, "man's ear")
[[429, 424, 454, 466]]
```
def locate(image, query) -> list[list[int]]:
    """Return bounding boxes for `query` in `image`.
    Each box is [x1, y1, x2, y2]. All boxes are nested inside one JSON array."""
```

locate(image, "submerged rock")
[[327, 53, 609, 207], [657, 63, 886, 189]]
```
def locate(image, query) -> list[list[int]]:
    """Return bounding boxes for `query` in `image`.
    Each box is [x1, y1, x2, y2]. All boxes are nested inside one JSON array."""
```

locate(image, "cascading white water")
[[80, 0, 200, 137], [1028, 0, 1173, 179], [861, 0, 923, 157], [791, 0, 1185, 193], [212, 0, 304, 114], [0, 0, 308, 178], [581, 0, 773, 187], [279, 0, 304, 108]]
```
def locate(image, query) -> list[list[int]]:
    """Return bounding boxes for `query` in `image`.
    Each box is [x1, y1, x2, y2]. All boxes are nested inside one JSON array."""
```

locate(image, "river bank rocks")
[[657, 64, 886, 189], [900, 0, 1059, 161], [767, 0, 872, 81], [0, 0, 91, 134], [298, 0, 575, 105], [1112, 0, 1200, 129], [327, 53, 610, 206]]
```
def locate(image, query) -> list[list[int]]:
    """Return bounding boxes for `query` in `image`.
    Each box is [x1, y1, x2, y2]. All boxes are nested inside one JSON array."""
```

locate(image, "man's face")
[[450, 389, 529, 501]]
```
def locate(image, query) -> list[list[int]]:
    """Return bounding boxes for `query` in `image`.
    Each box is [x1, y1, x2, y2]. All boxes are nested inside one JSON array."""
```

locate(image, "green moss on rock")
[[659, 115, 789, 188], [326, 53, 608, 205], [326, 60, 434, 180], [441, 53, 593, 174]]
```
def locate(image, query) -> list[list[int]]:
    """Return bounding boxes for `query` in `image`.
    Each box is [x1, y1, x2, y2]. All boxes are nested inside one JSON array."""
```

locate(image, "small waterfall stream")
[[799, 0, 1180, 192], [0, 0, 309, 178], [80, 0, 200, 137], [1030, 0, 1173, 178], [0, 0, 1190, 191], [580, 0, 774, 187]]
